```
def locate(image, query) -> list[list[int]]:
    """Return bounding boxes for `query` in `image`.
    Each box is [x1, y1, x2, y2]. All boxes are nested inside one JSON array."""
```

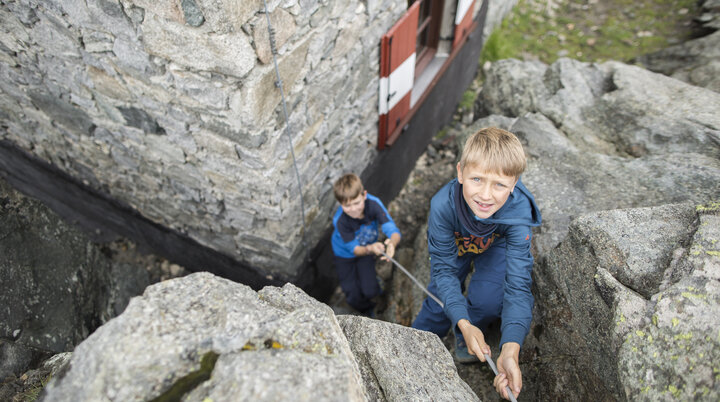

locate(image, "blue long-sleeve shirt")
[[331, 193, 401, 258], [427, 178, 541, 347]]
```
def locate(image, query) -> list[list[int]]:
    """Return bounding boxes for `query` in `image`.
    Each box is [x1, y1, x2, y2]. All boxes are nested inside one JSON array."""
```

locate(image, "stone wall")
[[0, 0, 409, 278]]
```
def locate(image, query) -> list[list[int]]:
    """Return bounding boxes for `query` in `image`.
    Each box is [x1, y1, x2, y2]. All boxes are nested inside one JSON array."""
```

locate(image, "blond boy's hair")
[[333, 173, 364, 204], [459, 127, 527, 178]]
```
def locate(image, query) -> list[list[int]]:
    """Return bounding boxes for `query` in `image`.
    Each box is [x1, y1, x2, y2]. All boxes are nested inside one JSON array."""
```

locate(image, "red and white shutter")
[[453, 0, 474, 48], [378, 1, 420, 149]]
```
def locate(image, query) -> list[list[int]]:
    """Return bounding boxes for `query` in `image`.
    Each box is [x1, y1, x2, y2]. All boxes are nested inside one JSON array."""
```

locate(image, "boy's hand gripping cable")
[[381, 252, 519, 402]]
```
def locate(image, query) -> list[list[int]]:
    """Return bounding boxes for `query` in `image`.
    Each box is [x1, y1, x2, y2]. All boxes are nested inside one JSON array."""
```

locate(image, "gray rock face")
[[617, 204, 720, 401], [480, 58, 720, 158], [339, 315, 478, 401], [535, 203, 719, 401], [0, 340, 43, 382], [40, 272, 366, 401], [41, 272, 474, 401], [0, 177, 149, 358]]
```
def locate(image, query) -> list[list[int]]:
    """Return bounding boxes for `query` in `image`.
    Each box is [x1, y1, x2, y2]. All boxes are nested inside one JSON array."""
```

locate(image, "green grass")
[[479, 28, 515, 63], [479, 0, 700, 66]]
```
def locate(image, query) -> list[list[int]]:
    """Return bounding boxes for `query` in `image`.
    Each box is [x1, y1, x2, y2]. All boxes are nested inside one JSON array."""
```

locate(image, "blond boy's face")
[[341, 191, 367, 219], [457, 162, 517, 219]]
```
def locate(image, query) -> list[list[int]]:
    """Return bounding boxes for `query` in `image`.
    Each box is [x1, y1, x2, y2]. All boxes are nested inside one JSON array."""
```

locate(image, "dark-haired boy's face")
[[457, 163, 516, 219], [341, 191, 367, 219]]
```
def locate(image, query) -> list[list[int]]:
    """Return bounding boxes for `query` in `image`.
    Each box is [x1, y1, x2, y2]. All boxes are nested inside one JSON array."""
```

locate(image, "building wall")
[[0, 0, 408, 277]]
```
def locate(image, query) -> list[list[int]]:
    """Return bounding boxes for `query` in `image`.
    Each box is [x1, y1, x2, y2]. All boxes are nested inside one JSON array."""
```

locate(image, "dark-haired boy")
[[331, 173, 401, 316]]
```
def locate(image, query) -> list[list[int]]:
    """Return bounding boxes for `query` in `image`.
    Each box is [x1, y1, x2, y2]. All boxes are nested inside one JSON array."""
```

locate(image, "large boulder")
[[618, 202, 720, 400], [479, 57, 719, 158], [40, 272, 476, 401], [40, 272, 367, 401], [339, 315, 478, 401], [535, 202, 720, 400]]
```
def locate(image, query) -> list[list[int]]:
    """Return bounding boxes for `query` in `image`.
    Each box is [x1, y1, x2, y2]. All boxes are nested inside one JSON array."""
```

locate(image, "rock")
[[0, 177, 150, 357], [635, 30, 720, 92], [479, 58, 720, 157], [0, 351, 71, 402], [40, 353, 73, 379], [181, 0, 205, 27], [338, 315, 478, 401], [534, 202, 720, 400], [484, 0, 520, 38], [40, 272, 368, 401], [41, 272, 476, 401], [141, 13, 256, 78], [380, 243, 424, 327], [0, 340, 47, 382], [252, 7, 297, 64], [617, 202, 720, 400], [0, 174, 150, 388]]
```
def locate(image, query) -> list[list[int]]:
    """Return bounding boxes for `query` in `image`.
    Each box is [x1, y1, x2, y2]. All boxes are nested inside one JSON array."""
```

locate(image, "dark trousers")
[[334, 255, 381, 313], [411, 241, 506, 342]]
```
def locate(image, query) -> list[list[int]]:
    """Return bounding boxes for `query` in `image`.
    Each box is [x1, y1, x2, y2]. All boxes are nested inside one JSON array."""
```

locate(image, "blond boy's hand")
[[494, 342, 522, 400], [457, 319, 490, 362]]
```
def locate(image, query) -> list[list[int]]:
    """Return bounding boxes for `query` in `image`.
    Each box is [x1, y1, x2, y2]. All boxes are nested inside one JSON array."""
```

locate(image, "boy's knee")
[[359, 280, 381, 300], [468, 282, 503, 316]]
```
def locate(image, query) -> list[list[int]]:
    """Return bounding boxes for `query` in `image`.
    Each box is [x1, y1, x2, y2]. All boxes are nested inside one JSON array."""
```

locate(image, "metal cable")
[[262, 0, 309, 263], [382, 252, 443, 307]]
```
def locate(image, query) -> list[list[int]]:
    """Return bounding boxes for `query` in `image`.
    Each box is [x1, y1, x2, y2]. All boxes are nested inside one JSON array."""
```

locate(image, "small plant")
[[479, 26, 515, 65], [16, 374, 52, 402], [459, 89, 476, 111]]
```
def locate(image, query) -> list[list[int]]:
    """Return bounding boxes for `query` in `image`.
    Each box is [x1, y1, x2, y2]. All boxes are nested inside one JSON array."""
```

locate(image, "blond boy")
[[411, 127, 541, 400]]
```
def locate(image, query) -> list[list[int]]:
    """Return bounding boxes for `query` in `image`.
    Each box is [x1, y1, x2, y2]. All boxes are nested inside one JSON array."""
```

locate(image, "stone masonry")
[[0, 0, 411, 278]]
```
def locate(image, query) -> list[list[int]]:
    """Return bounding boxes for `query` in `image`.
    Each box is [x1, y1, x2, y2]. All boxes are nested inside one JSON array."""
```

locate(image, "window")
[[413, 0, 444, 77], [378, 0, 478, 149]]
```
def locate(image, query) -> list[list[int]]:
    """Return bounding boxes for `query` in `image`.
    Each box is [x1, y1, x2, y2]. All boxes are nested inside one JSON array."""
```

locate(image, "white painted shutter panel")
[[453, 0, 474, 48]]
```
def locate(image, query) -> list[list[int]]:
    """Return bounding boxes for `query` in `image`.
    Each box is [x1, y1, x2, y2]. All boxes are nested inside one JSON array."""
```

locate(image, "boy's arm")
[[371, 196, 401, 258], [426, 196, 469, 329], [490, 225, 533, 401], [495, 342, 522, 400], [499, 224, 534, 347]]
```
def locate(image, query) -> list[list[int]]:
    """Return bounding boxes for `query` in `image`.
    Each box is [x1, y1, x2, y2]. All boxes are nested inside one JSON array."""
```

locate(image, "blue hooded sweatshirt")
[[427, 178, 541, 347]]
